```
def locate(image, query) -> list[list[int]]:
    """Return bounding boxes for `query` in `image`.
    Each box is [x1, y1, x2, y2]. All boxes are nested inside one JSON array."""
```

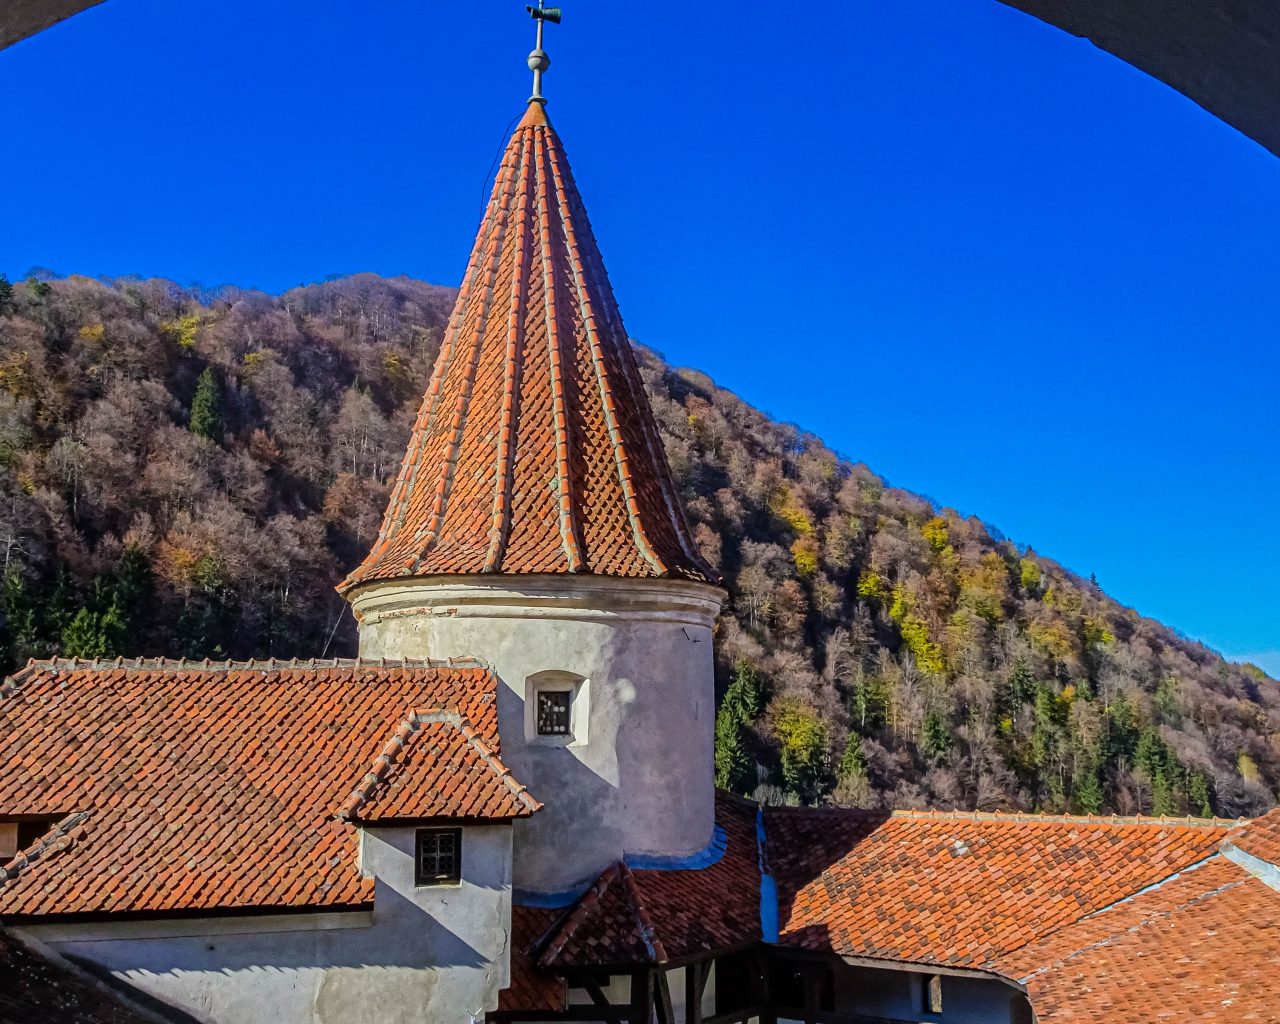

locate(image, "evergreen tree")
[[834, 734, 873, 807], [1188, 772, 1214, 818], [922, 707, 952, 762], [722, 657, 763, 721], [713, 703, 752, 793], [774, 701, 832, 805], [714, 658, 763, 794], [1106, 692, 1140, 766], [189, 367, 222, 441], [0, 273, 12, 314], [61, 601, 126, 660], [850, 673, 891, 734]]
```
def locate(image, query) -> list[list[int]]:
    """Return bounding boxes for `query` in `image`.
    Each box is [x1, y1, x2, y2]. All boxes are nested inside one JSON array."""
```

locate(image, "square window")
[[415, 828, 462, 886], [536, 690, 572, 736]]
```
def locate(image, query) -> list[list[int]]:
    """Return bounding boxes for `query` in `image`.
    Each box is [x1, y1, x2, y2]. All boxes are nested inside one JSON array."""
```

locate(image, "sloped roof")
[[498, 905, 569, 1016], [1223, 804, 1280, 867], [0, 658, 532, 919], [534, 791, 762, 969], [765, 805, 1233, 970], [341, 103, 716, 593], [998, 855, 1280, 1021], [341, 710, 539, 821], [0, 927, 156, 1024]]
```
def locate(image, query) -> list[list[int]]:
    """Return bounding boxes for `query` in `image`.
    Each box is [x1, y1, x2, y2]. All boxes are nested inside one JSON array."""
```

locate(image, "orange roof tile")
[[341, 103, 716, 593], [999, 855, 1280, 1021], [765, 805, 1231, 970], [536, 791, 762, 968], [341, 710, 540, 821], [499, 905, 569, 1014], [0, 658, 533, 919], [1223, 805, 1280, 867]]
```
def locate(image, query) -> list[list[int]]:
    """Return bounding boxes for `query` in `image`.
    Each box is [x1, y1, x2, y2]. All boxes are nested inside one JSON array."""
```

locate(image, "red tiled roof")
[[499, 905, 568, 1014], [765, 805, 1231, 970], [1223, 805, 1280, 867], [340, 711, 539, 822], [999, 855, 1280, 1021], [341, 103, 716, 593], [0, 658, 532, 919], [0, 927, 155, 1024], [536, 791, 762, 968]]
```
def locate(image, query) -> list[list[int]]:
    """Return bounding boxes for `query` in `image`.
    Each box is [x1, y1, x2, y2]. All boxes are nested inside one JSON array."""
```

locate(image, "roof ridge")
[[12, 656, 491, 676], [0, 811, 90, 894], [1007, 856, 1252, 983], [617, 862, 667, 963], [537, 863, 619, 967], [340, 709, 541, 822], [766, 804, 1242, 828]]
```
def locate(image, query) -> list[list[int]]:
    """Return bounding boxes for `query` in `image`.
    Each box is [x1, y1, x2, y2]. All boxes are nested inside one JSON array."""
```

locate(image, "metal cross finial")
[[526, 2, 562, 105]]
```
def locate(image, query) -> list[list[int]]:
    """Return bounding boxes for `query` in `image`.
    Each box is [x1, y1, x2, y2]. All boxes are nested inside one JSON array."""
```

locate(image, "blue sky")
[[2, 1, 1277, 675]]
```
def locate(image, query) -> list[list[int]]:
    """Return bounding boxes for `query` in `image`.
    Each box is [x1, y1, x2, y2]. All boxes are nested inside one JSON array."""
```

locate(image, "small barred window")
[[536, 690, 572, 736], [415, 828, 461, 886]]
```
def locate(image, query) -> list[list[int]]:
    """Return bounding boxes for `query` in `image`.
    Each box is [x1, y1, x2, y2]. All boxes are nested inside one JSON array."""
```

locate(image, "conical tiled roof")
[[341, 104, 716, 593]]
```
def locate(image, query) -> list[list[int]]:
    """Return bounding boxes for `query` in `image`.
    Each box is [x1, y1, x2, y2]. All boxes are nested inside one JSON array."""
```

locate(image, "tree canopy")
[[1, 273, 1275, 818]]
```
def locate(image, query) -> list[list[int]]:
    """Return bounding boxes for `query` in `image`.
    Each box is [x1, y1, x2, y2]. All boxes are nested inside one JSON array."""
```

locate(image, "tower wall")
[[351, 575, 722, 895]]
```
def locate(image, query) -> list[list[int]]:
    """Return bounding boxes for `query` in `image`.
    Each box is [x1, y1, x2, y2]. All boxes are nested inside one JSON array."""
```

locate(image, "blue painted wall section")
[[756, 808, 779, 943], [514, 823, 731, 908]]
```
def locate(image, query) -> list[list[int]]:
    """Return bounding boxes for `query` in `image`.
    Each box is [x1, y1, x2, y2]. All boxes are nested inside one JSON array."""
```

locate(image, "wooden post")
[[655, 970, 675, 1024], [753, 949, 776, 1024], [685, 960, 704, 1024], [631, 969, 654, 1024]]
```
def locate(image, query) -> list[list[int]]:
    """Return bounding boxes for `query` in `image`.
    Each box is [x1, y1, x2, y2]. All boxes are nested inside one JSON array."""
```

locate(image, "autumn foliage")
[[1, 273, 1276, 817]]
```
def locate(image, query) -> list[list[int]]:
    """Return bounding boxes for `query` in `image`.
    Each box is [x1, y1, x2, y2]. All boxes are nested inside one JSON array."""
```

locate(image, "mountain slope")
[[1, 272, 1275, 817]]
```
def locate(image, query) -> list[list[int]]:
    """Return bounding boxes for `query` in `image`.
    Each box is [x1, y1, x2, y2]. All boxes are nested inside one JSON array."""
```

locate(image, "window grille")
[[536, 690, 572, 736], [415, 828, 462, 886]]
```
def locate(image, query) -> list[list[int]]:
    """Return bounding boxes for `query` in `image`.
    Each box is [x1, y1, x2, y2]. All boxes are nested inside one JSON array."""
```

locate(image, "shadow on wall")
[[50, 885, 493, 977], [501, 685, 627, 895]]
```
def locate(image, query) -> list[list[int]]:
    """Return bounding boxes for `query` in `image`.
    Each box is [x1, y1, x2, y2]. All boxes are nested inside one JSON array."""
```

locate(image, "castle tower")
[[340, 85, 723, 895]]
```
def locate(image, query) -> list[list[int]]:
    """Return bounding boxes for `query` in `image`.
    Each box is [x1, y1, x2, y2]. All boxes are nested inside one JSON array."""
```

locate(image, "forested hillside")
[[1, 272, 1276, 818]]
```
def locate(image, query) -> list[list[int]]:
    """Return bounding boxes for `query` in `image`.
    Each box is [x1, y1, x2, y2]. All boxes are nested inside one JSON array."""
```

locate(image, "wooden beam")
[[488, 1008, 633, 1023]]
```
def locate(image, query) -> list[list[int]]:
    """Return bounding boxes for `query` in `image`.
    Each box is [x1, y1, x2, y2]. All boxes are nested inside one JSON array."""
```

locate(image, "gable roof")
[[764, 805, 1233, 971], [533, 791, 762, 969], [341, 103, 716, 593], [0, 658, 533, 920], [340, 710, 539, 821]]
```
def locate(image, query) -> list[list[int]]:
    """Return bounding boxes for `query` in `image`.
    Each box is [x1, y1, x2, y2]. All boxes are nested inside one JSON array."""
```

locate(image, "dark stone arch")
[[997, 0, 1280, 156], [3, 0, 1278, 157]]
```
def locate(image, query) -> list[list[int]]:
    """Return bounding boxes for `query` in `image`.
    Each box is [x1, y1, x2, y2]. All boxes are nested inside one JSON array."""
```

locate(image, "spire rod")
[[526, 2, 561, 105]]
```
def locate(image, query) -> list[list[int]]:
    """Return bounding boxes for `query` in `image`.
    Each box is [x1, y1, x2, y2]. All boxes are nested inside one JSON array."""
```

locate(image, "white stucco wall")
[[351, 574, 724, 895], [17, 824, 514, 1024]]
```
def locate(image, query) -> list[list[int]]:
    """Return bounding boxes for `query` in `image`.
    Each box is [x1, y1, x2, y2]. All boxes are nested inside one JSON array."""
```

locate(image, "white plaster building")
[[3, 20, 1280, 1024]]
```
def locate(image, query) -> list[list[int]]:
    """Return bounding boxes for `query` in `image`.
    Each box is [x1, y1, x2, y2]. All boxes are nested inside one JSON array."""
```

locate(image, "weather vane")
[[526, 1, 562, 105]]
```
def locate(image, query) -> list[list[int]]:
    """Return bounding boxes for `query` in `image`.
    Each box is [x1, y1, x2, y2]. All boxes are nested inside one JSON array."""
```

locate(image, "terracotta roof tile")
[[1223, 805, 1280, 867], [341, 103, 716, 592], [341, 711, 540, 822], [0, 658, 532, 919], [498, 905, 568, 1014], [765, 805, 1231, 970], [536, 791, 762, 968], [0, 927, 155, 1024], [998, 855, 1280, 1021]]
